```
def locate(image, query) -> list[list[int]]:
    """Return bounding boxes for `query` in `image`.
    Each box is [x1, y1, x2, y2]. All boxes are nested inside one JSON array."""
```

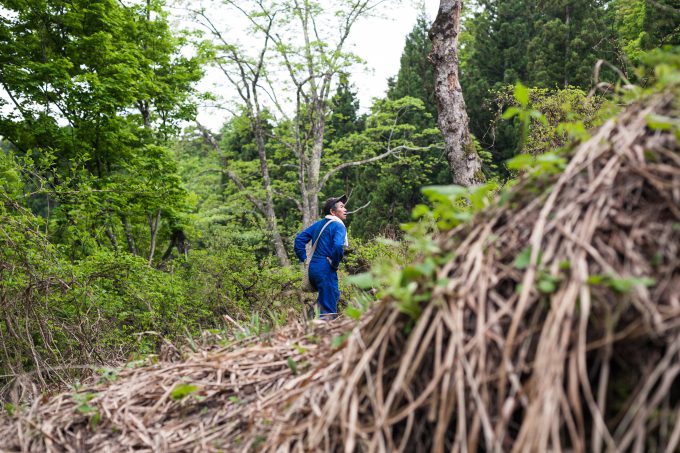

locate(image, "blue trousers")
[[308, 258, 339, 316]]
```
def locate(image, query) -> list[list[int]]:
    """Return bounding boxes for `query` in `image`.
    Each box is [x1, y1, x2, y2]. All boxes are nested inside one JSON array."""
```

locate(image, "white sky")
[[192, 0, 441, 131]]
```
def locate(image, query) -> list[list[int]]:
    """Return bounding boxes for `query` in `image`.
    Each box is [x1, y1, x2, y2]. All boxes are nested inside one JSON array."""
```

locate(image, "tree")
[[461, 0, 534, 145], [0, 0, 201, 263], [326, 74, 364, 144], [429, 0, 485, 186], [612, 0, 680, 73], [342, 97, 447, 239], [191, 0, 410, 264], [387, 10, 438, 128], [526, 0, 617, 89]]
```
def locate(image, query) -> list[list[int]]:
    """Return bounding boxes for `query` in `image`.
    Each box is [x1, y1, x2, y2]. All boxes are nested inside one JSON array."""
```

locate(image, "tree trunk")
[[302, 113, 325, 228], [121, 214, 138, 255], [429, 0, 484, 186], [148, 209, 161, 265], [253, 116, 291, 266]]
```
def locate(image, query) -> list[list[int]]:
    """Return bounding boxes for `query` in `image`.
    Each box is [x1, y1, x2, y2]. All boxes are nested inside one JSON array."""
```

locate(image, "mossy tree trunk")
[[429, 0, 485, 186]]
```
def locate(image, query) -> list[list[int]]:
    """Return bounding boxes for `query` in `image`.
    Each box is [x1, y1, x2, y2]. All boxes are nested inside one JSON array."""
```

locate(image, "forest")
[[1, 0, 679, 451]]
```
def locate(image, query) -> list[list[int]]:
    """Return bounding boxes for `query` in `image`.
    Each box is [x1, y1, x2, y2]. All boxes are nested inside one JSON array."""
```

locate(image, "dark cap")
[[323, 194, 348, 215]]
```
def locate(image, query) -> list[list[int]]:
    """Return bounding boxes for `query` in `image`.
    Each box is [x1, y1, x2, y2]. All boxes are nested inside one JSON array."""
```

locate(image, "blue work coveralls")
[[294, 219, 347, 316]]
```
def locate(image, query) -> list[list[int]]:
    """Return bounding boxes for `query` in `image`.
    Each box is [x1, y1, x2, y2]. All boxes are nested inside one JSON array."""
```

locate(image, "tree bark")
[[196, 121, 290, 267], [429, 0, 484, 186], [148, 209, 161, 266], [121, 214, 138, 255], [252, 115, 291, 266]]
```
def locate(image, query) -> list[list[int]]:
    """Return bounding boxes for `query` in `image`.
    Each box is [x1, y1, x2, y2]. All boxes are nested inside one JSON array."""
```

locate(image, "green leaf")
[[587, 274, 606, 285], [502, 106, 521, 119], [345, 306, 362, 321], [347, 272, 375, 289], [421, 184, 467, 199], [331, 333, 349, 349], [608, 277, 656, 294], [89, 411, 101, 430], [411, 204, 430, 219], [513, 247, 532, 270], [514, 82, 529, 107], [401, 265, 423, 282], [536, 153, 566, 166], [646, 114, 680, 131], [529, 109, 548, 125], [170, 383, 199, 400], [77, 404, 96, 414], [506, 154, 534, 171], [287, 357, 298, 375], [537, 279, 556, 294]]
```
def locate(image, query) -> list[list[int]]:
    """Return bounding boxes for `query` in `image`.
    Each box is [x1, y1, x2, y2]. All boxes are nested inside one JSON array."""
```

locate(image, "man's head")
[[323, 194, 348, 220]]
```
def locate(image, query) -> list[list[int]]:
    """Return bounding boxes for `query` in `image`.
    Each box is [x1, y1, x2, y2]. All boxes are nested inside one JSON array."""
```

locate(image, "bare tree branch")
[[195, 121, 266, 214], [346, 200, 370, 215], [319, 144, 441, 190]]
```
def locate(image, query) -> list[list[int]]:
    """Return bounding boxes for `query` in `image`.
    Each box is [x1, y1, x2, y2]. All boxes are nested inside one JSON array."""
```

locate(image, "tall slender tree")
[[430, 0, 484, 186], [388, 10, 438, 127]]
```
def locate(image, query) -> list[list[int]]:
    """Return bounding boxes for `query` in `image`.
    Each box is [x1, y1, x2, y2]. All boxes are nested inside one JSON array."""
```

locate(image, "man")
[[294, 195, 348, 318]]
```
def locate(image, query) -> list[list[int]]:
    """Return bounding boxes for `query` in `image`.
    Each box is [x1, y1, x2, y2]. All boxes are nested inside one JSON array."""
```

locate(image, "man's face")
[[331, 201, 347, 220]]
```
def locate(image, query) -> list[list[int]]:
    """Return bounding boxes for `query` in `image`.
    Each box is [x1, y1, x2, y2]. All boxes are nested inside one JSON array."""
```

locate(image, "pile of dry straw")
[[1, 91, 679, 452]]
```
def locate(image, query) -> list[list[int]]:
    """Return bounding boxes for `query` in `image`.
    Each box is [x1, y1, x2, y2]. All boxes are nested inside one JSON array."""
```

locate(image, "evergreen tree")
[[323, 74, 365, 219], [526, 0, 617, 88], [326, 74, 365, 144], [387, 10, 438, 128], [461, 0, 619, 168], [462, 0, 535, 148]]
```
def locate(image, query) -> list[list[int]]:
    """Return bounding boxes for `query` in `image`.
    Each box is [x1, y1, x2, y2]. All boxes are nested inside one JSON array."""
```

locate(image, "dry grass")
[[1, 91, 679, 452]]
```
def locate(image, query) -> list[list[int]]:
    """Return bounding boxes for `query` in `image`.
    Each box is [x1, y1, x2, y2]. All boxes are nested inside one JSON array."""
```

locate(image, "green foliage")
[[0, 0, 201, 262], [494, 85, 606, 167], [286, 357, 298, 375], [332, 97, 448, 240], [345, 183, 497, 320], [179, 248, 302, 323], [2, 0, 678, 400], [526, 0, 617, 89], [414, 183, 498, 230], [587, 274, 656, 294], [387, 10, 437, 128], [170, 383, 199, 400], [460, 0, 647, 168], [611, 0, 680, 71], [501, 82, 548, 151], [326, 74, 365, 144]]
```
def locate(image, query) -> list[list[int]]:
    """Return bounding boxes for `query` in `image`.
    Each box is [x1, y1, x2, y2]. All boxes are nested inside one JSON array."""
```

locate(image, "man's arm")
[[328, 223, 347, 269], [294, 225, 313, 262]]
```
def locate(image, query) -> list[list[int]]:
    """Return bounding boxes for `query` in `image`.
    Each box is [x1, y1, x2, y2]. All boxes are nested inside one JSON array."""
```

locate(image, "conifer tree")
[[526, 0, 617, 88], [326, 74, 364, 144], [387, 10, 437, 127], [461, 0, 537, 149]]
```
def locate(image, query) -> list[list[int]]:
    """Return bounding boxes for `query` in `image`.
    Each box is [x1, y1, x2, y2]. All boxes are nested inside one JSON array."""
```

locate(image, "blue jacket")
[[294, 219, 346, 270]]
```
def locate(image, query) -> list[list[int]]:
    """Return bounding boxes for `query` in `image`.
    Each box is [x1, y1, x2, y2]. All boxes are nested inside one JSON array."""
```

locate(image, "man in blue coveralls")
[[294, 195, 348, 319]]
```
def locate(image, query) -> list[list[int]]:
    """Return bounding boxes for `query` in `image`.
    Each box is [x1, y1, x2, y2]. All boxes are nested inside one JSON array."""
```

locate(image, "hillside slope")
[[1, 90, 679, 452]]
